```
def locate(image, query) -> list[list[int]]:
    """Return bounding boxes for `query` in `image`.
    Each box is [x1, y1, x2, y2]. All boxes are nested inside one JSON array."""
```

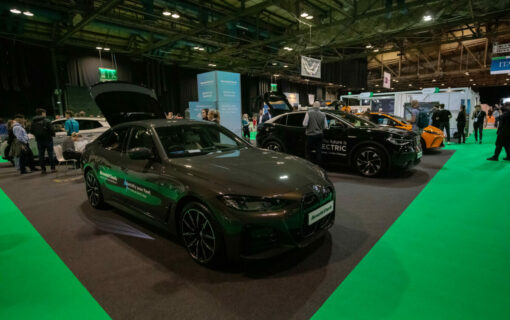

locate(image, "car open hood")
[[90, 82, 166, 126]]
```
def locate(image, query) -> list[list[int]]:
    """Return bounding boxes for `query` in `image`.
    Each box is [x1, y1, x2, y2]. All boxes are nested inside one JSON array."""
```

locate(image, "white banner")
[[383, 71, 391, 89], [493, 43, 510, 54], [301, 56, 321, 79]]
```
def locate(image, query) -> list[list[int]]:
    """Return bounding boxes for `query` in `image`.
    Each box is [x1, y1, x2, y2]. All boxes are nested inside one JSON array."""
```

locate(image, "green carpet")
[[0, 188, 110, 319], [313, 129, 510, 320], [0, 156, 7, 163]]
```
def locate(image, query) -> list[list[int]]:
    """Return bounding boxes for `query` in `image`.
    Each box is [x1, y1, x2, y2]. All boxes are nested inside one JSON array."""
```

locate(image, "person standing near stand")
[[456, 105, 467, 144], [12, 118, 31, 174], [472, 105, 486, 144], [64, 111, 79, 136], [487, 103, 510, 161], [303, 101, 328, 166], [31, 108, 56, 174], [438, 104, 452, 144]]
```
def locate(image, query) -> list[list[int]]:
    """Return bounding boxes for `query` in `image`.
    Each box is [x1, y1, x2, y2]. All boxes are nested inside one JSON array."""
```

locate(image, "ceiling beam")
[[55, 0, 123, 46]]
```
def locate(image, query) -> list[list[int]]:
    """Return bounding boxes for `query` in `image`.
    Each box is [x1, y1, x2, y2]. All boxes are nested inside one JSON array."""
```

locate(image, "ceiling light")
[[506, 78, 509, 81], [284, 65, 288, 68], [473, 84, 477, 86], [96, 46, 102, 50], [409, 84, 412, 86], [377, 90, 381, 92], [505, 83, 508, 85], [305, 15, 313, 20], [198, 47, 205, 51], [361, 88, 365, 90], [272, 62, 277, 66], [171, 13, 180, 19], [10, 8, 21, 14], [103, 47, 110, 51], [162, 10, 171, 16], [23, 11, 34, 17], [395, 80, 399, 83], [420, 87, 423, 89], [300, 12, 309, 17], [373, 48, 379, 53], [423, 15, 432, 22], [441, 83, 445, 86], [329, 83, 333, 85], [432, 79, 436, 82], [208, 63, 216, 67], [274, 74, 280, 77], [365, 44, 373, 49], [375, 84, 379, 87], [470, 79, 473, 81], [465, 71, 470, 76]]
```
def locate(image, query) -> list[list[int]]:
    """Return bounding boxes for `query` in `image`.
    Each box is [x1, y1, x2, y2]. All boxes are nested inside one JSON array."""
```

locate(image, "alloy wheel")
[[356, 150, 382, 176], [266, 141, 282, 152], [85, 171, 101, 207], [181, 209, 216, 263]]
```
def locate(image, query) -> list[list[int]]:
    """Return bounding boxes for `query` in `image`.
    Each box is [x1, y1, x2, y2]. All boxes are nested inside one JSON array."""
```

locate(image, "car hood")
[[90, 82, 166, 126], [424, 125, 444, 135], [370, 125, 417, 137], [170, 147, 328, 196]]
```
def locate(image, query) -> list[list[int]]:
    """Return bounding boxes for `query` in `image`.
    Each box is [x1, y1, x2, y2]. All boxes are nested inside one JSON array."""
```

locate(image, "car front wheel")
[[264, 140, 284, 152], [180, 202, 225, 266], [353, 146, 387, 177]]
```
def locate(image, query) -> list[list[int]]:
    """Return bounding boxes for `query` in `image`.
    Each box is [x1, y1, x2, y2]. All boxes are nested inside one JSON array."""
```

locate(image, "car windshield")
[[330, 112, 376, 128], [390, 114, 409, 124], [155, 124, 248, 158]]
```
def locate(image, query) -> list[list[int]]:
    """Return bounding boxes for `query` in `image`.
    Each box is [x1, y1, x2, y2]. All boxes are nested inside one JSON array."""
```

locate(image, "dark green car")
[[83, 82, 335, 266]]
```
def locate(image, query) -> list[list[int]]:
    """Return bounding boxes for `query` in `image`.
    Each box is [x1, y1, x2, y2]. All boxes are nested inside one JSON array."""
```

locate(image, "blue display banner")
[[490, 56, 510, 75], [197, 72, 217, 101], [216, 71, 241, 102], [218, 101, 242, 137], [188, 101, 217, 121]]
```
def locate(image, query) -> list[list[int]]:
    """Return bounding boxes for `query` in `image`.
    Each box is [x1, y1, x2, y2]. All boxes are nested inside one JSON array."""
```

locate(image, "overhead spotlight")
[[300, 12, 309, 17], [198, 47, 205, 51], [465, 71, 470, 76], [208, 63, 216, 67], [274, 74, 280, 77], [361, 88, 365, 90], [505, 83, 508, 85], [373, 48, 379, 52], [104, 47, 110, 51], [96, 46, 103, 50], [432, 79, 436, 82], [375, 84, 379, 87], [419, 87, 423, 89], [441, 83, 445, 86], [506, 78, 509, 81], [193, 46, 199, 50], [283, 65, 288, 68], [473, 83, 477, 86], [365, 44, 373, 49], [10, 8, 21, 14], [305, 16, 314, 20], [409, 84, 412, 86], [423, 15, 432, 22], [162, 10, 171, 16], [470, 79, 473, 81], [395, 80, 399, 83], [377, 90, 381, 92], [272, 62, 277, 66], [23, 11, 34, 17], [171, 13, 180, 19]]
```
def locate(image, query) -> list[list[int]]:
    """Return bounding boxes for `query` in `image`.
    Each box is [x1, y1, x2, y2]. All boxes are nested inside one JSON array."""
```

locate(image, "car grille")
[[290, 186, 334, 241]]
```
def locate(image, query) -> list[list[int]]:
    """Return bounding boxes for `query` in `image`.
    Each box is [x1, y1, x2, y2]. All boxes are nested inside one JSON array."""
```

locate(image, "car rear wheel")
[[353, 146, 387, 177], [421, 138, 427, 151], [180, 202, 225, 267], [85, 170, 107, 209], [264, 140, 284, 152]]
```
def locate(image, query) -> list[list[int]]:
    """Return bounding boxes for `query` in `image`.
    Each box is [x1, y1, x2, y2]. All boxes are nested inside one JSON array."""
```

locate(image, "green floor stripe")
[[0, 188, 110, 319], [0, 156, 7, 163], [313, 129, 510, 320]]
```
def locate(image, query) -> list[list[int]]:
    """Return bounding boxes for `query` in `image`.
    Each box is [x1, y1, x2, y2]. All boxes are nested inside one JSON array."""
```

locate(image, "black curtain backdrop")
[[321, 59, 367, 89], [477, 86, 510, 106], [0, 39, 54, 118]]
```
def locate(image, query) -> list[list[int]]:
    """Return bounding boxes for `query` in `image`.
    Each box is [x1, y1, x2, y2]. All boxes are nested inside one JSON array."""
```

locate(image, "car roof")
[[52, 117, 107, 122]]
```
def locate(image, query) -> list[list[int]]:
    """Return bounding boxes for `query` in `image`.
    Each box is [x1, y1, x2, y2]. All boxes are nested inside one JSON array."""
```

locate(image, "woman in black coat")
[[487, 103, 510, 161]]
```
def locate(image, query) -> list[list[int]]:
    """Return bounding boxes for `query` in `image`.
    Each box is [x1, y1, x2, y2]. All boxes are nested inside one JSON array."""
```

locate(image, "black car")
[[82, 82, 336, 267], [256, 110, 422, 177]]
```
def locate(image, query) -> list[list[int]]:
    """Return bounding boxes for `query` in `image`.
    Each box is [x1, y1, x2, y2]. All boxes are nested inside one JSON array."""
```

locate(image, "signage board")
[[301, 56, 321, 79], [422, 87, 440, 94], [490, 56, 510, 75], [493, 43, 510, 54], [270, 83, 278, 92], [98, 68, 118, 82], [197, 71, 217, 101], [383, 72, 391, 89], [360, 92, 374, 98]]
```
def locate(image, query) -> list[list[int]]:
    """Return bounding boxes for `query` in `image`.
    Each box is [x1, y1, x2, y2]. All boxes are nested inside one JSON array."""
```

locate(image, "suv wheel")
[[353, 146, 387, 177], [264, 140, 284, 152], [180, 202, 225, 266], [85, 170, 107, 209]]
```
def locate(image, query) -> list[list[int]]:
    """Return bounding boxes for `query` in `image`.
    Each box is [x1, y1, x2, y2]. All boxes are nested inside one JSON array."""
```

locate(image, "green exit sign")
[[98, 68, 118, 82], [270, 83, 278, 92]]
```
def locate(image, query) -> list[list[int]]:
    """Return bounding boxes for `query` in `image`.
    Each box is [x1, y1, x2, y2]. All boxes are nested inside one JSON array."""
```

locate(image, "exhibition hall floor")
[[1, 131, 508, 319]]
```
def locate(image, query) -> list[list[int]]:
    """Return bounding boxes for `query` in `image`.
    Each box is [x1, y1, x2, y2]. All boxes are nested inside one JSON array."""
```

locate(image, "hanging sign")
[[270, 83, 278, 92], [492, 43, 510, 54], [490, 56, 510, 75], [360, 92, 374, 98], [422, 87, 440, 94], [301, 56, 321, 79], [383, 72, 391, 89], [98, 68, 118, 82]]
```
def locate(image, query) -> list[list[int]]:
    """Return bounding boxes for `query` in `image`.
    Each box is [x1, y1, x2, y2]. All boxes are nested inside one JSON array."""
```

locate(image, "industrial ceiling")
[[2, 0, 510, 90]]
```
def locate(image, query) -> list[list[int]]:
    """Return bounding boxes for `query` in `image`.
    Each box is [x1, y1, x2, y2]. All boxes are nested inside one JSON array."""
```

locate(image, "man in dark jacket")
[[438, 104, 452, 143], [31, 108, 56, 173], [487, 103, 510, 161], [303, 101, 328, 166], [472, 105, 486, 144], [456, 105, 467, 144]]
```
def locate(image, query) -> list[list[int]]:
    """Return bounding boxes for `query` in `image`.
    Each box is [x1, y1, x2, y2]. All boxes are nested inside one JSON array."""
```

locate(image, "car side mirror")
[[127, 147, 154, 160]]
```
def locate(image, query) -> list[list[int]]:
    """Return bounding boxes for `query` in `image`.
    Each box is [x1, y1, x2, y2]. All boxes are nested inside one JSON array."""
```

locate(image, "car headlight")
[[219, 195, 288, 211], [387, 136, 410, 146]]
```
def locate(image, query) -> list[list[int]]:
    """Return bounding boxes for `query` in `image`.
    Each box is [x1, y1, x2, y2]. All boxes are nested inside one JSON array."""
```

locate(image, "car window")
[[127, 127, 155, 151], [101, 127, 130, 152], [329, 112, 376, 128], [77, 120, 102, 130], [52, 120, 65, 132], [273, 115, 287, 125], [156, 124, 247, 158], [326, 114, 346, 128], [286, 113, 305, 127]]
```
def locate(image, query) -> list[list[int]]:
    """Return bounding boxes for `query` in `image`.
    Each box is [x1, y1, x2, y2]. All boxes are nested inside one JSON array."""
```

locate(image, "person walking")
[[487, 103, 510, 161], [493, 105, 501, 128], [31, 108, 56, 174], [472, 105, 486, 144], [409, 100, 427, 134], [431, 105, 440, 128], [438, 104, 452, 143], [303, 101, 328, 166], [242, 114, 250, 139], [11, 118, 31, 174], [64, 111, 79, 136], [456, 105, 467, 144]]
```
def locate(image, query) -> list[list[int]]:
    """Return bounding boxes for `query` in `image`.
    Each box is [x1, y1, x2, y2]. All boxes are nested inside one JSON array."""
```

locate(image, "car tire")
[[85, 170, 107, 209], [421, 138, 427, 152], [264, 140, 285, 152], [353, 146, 387, 177], [180, 202, 226, 267]]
